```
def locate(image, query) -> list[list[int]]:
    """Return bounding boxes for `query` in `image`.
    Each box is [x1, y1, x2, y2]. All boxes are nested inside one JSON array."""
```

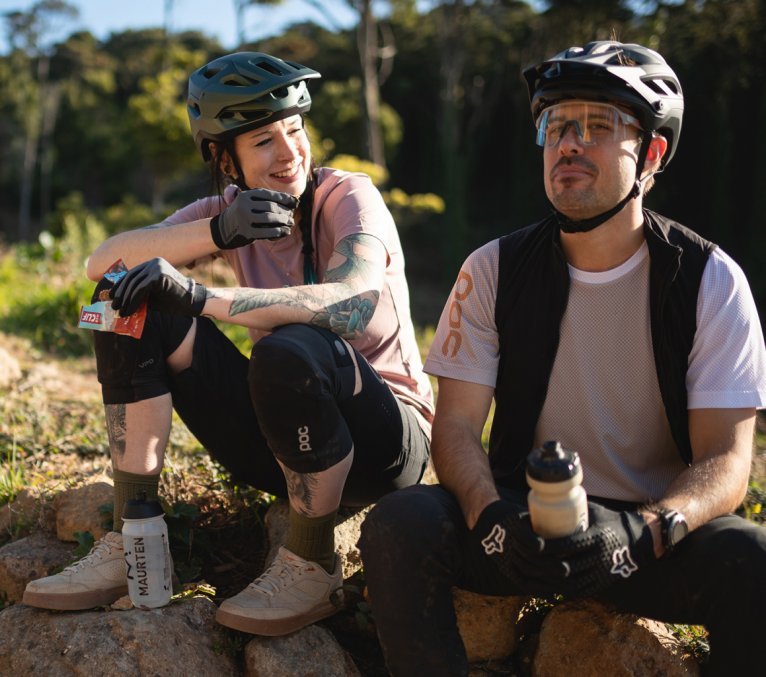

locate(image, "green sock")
[[112, 469, 160, 532], [284, 507, 337, 573]]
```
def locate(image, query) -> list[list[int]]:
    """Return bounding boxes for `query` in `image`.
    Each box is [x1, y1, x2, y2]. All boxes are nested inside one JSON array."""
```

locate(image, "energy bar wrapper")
[[78, 259, 147, 339]]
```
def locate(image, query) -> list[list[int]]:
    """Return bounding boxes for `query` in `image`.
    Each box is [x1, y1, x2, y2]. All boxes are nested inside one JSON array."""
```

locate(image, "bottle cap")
[[122, 491, 164, 520], [526, 440, 582, 482]]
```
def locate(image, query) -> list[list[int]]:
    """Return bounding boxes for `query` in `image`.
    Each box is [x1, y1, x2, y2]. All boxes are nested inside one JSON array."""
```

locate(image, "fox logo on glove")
[[481, 524, 506, 555], [610, 546, 638, 578]]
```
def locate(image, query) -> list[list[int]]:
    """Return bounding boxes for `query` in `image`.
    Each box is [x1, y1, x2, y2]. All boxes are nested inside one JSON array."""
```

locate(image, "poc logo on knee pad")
[[297, 426, 312, 452]]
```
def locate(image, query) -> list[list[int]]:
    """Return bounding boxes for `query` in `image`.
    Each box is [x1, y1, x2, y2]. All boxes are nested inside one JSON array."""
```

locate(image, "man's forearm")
[[432, 422, 500, 529]]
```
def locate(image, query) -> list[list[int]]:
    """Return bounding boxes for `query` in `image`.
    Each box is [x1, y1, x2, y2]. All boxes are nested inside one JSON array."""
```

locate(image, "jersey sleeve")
[[687, 248, 766, 408], [424, 240, 500, 387]]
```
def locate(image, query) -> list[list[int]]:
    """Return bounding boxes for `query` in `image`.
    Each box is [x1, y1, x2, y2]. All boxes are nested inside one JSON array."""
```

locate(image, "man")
[[359, 41, 766, 676]]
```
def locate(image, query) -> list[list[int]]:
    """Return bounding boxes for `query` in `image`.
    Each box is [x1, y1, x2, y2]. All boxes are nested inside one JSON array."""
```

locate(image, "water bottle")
[[526, 440, 589, 538], [122, 493, 173, 609]]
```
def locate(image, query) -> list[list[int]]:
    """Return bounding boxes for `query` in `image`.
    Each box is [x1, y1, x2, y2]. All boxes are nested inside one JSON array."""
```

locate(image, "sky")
[[0, 0, 362, 54]]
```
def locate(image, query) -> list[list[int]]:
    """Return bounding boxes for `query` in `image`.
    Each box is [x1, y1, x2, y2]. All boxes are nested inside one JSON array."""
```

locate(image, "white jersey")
[[425, 239, 766, 502]]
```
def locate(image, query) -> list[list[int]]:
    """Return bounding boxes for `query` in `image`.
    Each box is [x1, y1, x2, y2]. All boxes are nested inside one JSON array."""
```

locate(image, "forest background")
[[2, 0, 766, 333]]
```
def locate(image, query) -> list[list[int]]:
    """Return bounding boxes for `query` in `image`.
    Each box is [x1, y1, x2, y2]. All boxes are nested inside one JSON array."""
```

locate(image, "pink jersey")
[[167, 168, 433, 427]]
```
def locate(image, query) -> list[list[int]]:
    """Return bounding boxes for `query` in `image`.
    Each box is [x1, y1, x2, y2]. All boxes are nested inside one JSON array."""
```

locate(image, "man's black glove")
[[210, 188, 298, 249], [469, 500, 557, 596], [536, 502, 656, 597], [470, 501, 656, 598], [110, 258, 207, 317]]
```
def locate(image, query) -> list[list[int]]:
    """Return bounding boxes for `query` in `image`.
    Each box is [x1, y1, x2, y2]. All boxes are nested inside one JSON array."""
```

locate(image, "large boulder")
[[0, 531, 76, 603], [0, 596, 239, 676], [244, 624, 360, 676], [453, 587, 525, 662], [533, 598, 700, 676], [54, 480, 113, 541]]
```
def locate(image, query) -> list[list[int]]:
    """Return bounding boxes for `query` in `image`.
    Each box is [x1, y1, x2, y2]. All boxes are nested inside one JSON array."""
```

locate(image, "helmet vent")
[[256, 60, 283, 76], [221, 77, 248, 87], [646, 78, 679, 96], [202, 67, 222, 80]]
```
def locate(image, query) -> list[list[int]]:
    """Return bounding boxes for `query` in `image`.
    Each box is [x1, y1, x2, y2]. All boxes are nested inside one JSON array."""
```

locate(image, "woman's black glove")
[[469, 500, 656, 598], [210, 188, 299, 249], [110, 258, 207, 317]]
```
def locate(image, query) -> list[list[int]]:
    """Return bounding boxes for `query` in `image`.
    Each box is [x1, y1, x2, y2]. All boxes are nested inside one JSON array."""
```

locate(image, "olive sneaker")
[[22, 531, 128, 610], [215, 546, 344, 636]]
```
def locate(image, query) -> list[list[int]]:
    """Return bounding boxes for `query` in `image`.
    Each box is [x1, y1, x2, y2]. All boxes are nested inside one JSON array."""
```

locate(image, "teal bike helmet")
[[187, 52, 321, 160]]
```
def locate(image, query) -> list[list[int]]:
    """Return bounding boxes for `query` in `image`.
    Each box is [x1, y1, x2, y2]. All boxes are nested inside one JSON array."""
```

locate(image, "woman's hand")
[[210, 188, 299, 249]]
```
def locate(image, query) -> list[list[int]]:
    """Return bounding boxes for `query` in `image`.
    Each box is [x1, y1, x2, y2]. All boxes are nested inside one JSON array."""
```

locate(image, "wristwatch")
[[649, 508, 689, 552]]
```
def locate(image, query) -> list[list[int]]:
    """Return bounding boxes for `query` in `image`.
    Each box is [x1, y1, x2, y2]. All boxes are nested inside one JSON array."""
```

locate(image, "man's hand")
[[211, 188, 299, 249], [469, 500, 560, 595], [110, 258, 207, 317], [470, 500, 656, 598], [538, 503, 656, 596]]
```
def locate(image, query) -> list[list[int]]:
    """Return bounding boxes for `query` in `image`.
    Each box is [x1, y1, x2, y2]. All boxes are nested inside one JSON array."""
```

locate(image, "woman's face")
[[231, 115, 312, 196]]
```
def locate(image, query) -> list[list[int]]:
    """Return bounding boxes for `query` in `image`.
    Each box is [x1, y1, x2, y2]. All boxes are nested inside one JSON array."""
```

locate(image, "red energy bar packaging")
[[78, 259, 147, 339]]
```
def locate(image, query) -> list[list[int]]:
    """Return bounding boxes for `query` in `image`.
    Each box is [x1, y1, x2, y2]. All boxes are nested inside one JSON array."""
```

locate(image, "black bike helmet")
[[523, 41, 683, 168], [187, 52, 321, 160]]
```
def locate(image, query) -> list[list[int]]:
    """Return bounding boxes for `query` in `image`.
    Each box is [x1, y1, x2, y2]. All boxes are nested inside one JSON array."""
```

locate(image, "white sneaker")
[[215, 546, 344, 636], [22, 531, 128, 610]]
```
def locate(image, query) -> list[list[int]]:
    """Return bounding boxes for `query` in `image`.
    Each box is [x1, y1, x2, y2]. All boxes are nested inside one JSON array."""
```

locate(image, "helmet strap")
[[553, 131, 653, 234]]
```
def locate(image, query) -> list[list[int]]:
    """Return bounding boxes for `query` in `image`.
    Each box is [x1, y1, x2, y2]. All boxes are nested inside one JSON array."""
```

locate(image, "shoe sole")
[[22, 585, 129, 611], [215, 598, 340, 636]]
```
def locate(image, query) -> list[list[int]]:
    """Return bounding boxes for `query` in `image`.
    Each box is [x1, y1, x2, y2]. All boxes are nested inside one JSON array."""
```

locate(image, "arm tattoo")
[[228, 233, 381, 339], [140, 220, 173, 231], [104, 403, 127, 461], [283, 467, 319, 515]]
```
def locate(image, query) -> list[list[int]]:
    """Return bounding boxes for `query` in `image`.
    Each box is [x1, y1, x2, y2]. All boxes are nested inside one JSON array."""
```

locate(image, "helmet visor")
[[535, 101, 643, 147]]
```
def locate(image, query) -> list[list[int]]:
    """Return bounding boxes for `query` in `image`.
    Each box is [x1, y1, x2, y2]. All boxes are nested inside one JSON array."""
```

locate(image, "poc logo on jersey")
[[297, 426, 312, 452]]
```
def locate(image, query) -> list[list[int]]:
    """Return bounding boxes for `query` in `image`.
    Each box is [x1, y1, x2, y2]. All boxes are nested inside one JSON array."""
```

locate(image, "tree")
[[2, 0, 77, 241]]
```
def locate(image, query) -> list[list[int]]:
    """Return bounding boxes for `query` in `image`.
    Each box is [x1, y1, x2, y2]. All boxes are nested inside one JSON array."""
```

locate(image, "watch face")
[[667, 511, 689, 547]]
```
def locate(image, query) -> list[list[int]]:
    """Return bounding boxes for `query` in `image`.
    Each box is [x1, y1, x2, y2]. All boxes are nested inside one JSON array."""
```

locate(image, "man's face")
[[539, 101, 643, 220]]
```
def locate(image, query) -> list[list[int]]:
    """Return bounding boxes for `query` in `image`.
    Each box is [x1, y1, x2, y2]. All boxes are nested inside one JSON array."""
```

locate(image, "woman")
[[22, 52, 433, 636]]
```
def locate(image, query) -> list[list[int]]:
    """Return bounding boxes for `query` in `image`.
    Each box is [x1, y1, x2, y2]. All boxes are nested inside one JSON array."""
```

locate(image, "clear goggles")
[[535, 101, 643, 147]]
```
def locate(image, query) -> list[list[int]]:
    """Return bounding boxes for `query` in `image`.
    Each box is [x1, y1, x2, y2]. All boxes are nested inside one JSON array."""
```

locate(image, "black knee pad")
[[249, 324, 356, 473]]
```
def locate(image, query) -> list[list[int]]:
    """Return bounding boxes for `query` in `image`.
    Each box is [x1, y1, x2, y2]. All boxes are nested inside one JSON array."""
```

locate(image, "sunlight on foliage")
[[0, 442, 26, 506]]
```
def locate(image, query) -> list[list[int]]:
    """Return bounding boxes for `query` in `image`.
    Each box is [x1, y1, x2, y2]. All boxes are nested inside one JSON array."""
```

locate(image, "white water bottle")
[[526, 440, 589, 538], [122, 493, 173, 609]]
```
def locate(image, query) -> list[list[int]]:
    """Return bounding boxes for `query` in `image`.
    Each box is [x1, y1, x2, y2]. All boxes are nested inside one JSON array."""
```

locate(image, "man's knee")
[[360, 485, 458, 558]]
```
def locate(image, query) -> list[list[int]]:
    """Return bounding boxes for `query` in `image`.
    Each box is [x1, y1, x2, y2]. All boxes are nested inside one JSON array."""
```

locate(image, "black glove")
[[536, 502, 656, 597], [110, 258, 207, 317], [469, 500, 557, 595], [470, 501, 655, 598], [210, 188, 298, 249]]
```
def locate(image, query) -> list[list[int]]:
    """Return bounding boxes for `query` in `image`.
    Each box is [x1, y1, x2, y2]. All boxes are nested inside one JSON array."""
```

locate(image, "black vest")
[[490, 209, 716, 490]]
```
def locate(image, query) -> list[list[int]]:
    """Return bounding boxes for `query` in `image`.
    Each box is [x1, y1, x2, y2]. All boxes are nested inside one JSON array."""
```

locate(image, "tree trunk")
[[356, 0, 386, 169]]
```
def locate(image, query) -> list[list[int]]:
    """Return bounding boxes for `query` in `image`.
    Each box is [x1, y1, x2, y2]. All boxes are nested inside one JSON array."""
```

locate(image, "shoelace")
[[248, 556, 310, 596], [63, 537, 118, 572]]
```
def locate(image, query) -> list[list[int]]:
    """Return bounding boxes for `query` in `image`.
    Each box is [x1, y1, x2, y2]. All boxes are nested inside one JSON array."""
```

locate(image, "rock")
[[0, 531, 76, 603], [0, 347, 21, 389], [264, 501, 369, 579], [453, 587, 525, 663], [244, 624, 361, 676], [0, 596, 239, 676], [54, 481, 113, 541], [533, 598, 700, 676], [0, 488, 56, 537]]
